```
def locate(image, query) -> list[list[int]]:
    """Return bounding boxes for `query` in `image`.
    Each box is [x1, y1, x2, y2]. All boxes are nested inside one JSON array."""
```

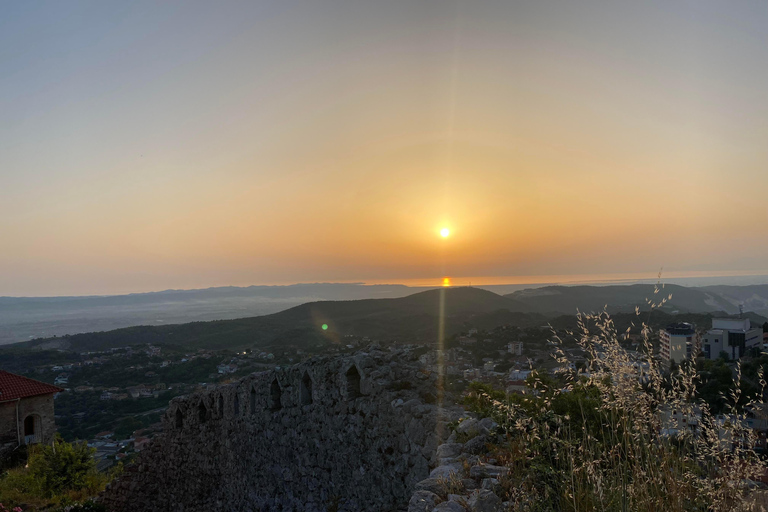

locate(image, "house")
[[658, 404, 702, 437], [217, 364, 237, 374], [0, 371, 64, 451], [506, 380, 529, 394], [127, 385, 152, 399], [509, 369, 532, 381], [702, 318, 762, 361], [463, 368, 481, 380]]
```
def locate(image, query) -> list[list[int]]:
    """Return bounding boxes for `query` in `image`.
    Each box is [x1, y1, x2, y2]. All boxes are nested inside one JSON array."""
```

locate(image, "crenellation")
[[100, 346, 460, 511]]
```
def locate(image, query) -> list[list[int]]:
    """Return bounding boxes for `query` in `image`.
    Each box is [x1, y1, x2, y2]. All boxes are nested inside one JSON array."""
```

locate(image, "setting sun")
[[440, 228, 450, 238]]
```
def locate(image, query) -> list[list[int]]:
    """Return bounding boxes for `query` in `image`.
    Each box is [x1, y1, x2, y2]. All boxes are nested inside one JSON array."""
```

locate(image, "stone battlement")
[[100, 346, 460, 512]]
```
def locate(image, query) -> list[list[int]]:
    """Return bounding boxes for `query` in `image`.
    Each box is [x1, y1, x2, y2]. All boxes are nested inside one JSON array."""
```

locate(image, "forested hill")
[[505, 284, 737, 315], [10, 287, 548, 353], [6, 285, 767, 354]]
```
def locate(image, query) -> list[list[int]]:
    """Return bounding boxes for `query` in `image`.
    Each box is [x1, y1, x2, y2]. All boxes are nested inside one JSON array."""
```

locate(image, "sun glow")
[[442, 277, 452, 287], [440, 228, 450, 238]]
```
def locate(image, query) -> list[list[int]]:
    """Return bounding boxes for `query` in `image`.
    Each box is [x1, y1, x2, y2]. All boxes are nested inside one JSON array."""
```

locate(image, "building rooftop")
[[712, 317, 751, 332], [664, 322, 696, 336], [0, 371, 65, 401]]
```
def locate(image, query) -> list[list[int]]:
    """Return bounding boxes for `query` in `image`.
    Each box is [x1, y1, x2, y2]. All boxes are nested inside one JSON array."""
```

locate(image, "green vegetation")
[[0, 436, 117, 511], [56, 390, 176, 441]]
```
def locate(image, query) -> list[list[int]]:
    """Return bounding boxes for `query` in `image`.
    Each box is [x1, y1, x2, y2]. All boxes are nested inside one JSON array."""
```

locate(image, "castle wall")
[[100, 347, 456, 512]]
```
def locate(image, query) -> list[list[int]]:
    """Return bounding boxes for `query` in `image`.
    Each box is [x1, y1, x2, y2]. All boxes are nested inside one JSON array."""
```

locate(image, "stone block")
[[408, 490, 440, 512], [434, 501, 468, 512], [430, 462, 464, 479], [436, 443, 464, 459], [469, 464, 509, 479], [467, 489, 502, 512]]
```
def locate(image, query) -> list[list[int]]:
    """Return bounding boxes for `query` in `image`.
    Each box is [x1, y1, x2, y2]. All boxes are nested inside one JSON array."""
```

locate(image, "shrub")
[[28, 437, 97, 497], [0, 436, 120, 509]]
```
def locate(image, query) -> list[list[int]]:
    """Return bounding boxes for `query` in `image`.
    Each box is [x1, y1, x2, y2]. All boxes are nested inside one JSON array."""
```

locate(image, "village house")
[[0, 371, 64, 454]]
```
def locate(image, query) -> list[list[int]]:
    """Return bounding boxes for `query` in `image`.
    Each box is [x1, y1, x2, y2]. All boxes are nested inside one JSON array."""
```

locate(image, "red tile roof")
[[0, 371, 65, 401]]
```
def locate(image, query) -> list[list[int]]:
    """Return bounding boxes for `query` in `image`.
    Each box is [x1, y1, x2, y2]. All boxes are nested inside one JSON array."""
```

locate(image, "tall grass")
[[466, 286, 767, 512]]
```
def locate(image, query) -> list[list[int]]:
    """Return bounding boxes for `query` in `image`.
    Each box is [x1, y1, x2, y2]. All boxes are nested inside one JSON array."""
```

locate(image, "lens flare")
[[321, 324, 328, 330]]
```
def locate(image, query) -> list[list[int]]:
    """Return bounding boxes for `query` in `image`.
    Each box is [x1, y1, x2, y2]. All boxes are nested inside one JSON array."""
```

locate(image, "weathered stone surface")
[[430, 462, 465, 479], [100, 348, 451, 512], [469, 464, 509, 479], [409, 490, 440, 512], [461, 435, 488, 455], [462, 478, 479, 491], [434, 501, 468, 511], [436, 442, 464, 459], [477, 418, 497, 434], [481, 478, 500, 493], [416, 478, 448, 496], [468, 489, 503, 512], [455, 418, 478, 435]]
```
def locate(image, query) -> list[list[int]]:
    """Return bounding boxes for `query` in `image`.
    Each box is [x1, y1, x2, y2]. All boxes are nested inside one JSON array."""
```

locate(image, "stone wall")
[[408, 417, 511, 512], [101, 346, 461, 512]]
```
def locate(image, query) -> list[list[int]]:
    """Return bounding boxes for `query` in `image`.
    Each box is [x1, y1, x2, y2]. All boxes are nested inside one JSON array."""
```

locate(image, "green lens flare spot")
[[322, 324, 328, 331]]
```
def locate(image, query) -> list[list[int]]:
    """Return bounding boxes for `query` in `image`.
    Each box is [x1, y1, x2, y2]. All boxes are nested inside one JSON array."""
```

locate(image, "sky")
[[2, 1, 768, 296]]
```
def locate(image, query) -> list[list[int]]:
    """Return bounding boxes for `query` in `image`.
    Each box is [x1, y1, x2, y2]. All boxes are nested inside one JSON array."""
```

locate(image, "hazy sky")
[[2, 1, 768, 296]]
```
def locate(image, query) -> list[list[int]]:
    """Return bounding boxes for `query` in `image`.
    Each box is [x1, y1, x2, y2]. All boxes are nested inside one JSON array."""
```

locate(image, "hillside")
[[700, 284, 768, 317], [8, 285, 767, 355], [0, 283, 428, 345], [11, 287, 547, 353], [506, 284, 738, 315]]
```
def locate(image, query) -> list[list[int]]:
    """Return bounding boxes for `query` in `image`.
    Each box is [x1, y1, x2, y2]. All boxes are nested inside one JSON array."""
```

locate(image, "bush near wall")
[[0, 436, 119, 511]]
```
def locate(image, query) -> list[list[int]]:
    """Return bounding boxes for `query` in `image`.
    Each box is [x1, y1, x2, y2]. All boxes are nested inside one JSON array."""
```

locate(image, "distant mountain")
[[505, 284, 738, 315], [0, 283, 429, 345], [10, 287, 547, 353], [700, 285, 768, 317]]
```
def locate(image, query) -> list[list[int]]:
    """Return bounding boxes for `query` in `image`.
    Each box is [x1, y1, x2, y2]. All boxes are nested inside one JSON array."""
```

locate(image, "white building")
[[660, 323, 699, 364], [659, 404, 702, 437], [509, 369, 532, 381], [702, 318, 762, 361], [507, 342, 523, 356]]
